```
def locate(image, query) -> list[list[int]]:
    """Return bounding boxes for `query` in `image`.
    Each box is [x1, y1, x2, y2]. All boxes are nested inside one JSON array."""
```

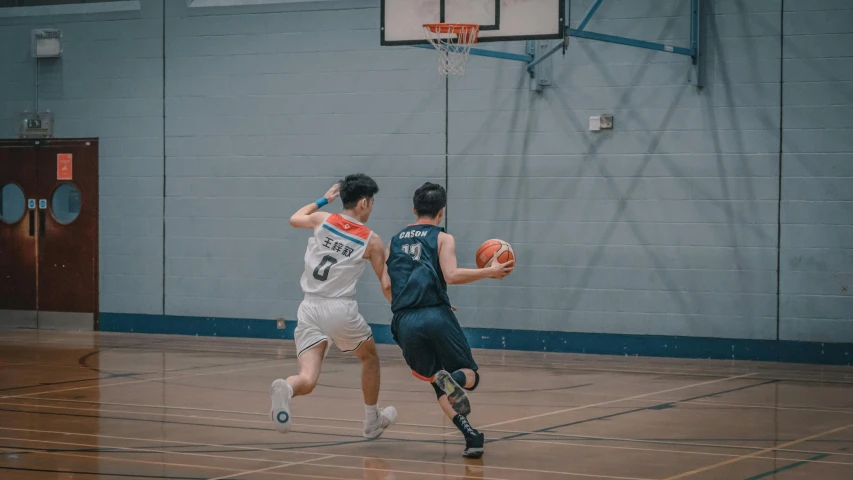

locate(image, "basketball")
[[476, 239, 515, 269]]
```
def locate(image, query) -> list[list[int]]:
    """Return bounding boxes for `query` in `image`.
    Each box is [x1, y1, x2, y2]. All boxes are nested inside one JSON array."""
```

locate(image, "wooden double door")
[[0, 139, 99, 330]]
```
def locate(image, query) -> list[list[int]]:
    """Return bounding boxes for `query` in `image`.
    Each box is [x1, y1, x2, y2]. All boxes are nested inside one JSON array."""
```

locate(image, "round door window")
[[0, 183, 26, 224], [51, 183, 82, 224]]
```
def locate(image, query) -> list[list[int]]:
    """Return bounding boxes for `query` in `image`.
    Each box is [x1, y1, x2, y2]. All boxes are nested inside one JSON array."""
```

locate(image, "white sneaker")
[[363, 406, 397, 439], [270, 379, 292, 433]]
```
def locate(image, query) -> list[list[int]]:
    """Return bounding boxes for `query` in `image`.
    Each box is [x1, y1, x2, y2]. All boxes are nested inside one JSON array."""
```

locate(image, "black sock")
[[451, 370, 467, 388], [453, 414, 479, 439]]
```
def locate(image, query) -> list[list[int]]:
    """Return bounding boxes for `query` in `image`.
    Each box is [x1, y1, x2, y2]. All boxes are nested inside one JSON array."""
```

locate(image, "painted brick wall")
[[162, 0, 444, 323], [0, 0, 164, 315], [779, 0, 853, 343], [1, 0, 851, 348], [448, 0, 781, 339]]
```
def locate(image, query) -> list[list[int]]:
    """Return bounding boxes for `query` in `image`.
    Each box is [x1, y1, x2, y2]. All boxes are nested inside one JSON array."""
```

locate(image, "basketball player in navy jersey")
[[382, 182, 514, 458]]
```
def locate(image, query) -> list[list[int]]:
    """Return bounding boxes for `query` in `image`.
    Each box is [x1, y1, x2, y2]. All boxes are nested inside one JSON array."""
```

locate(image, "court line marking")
[[0, 427, 656, 479], [0, 401, 445, 438], [19, 393, 853, 426], [662, 423, 853, 479], [0, 441, 368, 480], [0, 361, 296, 400], [478, 373, 757, 429], [512, 431, 853, 458], [0, 435, 316, 467], [4, 428, 851, 476], [275, 460, 655, 480], [473, 362, 853, 384], [9, 398, 851, 461], [4, 397, 852, 461], [0, 332, 844, 375], [0, 435, 621, 480], [512, 439, 853, 466], [209, 454, 338, 480], [3, 332, 842, 379], [0, 444, 244, 475], [675, 399, 853, 415], [5, 337, 852, 385]]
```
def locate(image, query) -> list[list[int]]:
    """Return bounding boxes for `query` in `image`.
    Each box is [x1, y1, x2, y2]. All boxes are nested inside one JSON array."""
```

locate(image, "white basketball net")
[[422, 24, 479, 77]]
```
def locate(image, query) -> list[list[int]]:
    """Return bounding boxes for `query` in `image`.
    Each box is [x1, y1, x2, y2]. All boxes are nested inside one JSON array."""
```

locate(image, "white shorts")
[[294, 295, 373, 357]]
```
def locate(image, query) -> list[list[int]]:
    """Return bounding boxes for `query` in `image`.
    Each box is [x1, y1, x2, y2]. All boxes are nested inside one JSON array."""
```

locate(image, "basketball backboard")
[[381, 0, 565, 46]]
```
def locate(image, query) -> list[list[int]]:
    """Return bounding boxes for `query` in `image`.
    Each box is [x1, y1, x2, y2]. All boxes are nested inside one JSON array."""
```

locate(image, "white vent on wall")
[[32, 29, 62, 58]]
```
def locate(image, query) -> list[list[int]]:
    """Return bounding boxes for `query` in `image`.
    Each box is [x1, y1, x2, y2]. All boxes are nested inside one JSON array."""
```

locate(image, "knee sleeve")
[[432, 381, 445, 399], [464, 371, 480, 391]]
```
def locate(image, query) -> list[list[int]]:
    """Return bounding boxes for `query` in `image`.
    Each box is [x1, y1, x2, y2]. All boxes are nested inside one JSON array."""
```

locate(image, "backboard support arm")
[[411, 0, 704, 88]]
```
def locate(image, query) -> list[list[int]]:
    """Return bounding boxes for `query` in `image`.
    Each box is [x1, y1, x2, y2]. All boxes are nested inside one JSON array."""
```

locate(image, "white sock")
[[365, 404, 379, 422], [286, 382, 294, 399]]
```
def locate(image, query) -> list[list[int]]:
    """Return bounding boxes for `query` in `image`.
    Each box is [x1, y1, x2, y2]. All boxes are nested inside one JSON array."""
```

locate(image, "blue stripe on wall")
[[99, 313, 852, 366]]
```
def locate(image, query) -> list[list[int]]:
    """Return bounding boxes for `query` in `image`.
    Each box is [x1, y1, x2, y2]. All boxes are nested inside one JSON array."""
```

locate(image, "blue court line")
[[99, 313, 853, 366], [743, 452, 831, 480]]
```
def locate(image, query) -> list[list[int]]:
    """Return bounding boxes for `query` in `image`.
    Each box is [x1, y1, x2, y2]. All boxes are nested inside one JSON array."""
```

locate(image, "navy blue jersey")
[[386, 224, 450, 313]]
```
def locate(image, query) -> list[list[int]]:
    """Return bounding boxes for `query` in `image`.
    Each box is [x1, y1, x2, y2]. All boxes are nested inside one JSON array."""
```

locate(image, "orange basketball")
[[476, 239, 515, 269]]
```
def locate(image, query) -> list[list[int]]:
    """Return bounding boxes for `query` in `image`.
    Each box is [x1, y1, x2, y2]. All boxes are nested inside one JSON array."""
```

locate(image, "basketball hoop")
[[422, 23, 479, 77]]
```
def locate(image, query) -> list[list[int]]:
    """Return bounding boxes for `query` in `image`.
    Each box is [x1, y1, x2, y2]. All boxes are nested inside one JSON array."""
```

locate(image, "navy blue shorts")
[[391, 304, 478, 381]]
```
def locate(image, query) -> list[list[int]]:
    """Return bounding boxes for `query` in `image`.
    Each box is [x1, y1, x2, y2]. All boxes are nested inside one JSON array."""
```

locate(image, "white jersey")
[[300, 213, 373, 298]]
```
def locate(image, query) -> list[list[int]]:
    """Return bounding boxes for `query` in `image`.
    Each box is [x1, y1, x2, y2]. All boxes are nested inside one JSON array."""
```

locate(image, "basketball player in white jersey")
[[270, 174, 396, 439]]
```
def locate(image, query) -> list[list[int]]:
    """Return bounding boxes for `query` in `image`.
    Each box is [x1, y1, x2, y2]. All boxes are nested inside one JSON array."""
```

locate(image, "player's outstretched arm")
[[365, 234, 392, 304], [380, 241, 393, 303], [289, 183, 339, 229], [438, 232, 513, 285]]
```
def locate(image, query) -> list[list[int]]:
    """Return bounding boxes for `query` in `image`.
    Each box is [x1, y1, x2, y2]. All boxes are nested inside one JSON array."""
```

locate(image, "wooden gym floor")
[[1, 330, 852, 479]]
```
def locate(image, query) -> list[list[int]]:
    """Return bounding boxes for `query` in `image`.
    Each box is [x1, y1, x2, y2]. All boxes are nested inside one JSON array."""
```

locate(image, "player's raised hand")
[[487, 252, 514, 279], [325, 183, 341, 203]]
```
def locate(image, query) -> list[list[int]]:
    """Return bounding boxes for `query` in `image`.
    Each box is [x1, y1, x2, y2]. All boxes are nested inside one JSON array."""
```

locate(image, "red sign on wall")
[[57, 154, 73, 180]]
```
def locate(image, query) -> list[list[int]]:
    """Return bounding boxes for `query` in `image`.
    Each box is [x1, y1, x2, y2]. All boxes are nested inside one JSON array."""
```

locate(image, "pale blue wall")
[[0, 0, 850, 346], [448, 0, 780, 339], [779, 0, 853, 343], [0, 0, 165, 314]]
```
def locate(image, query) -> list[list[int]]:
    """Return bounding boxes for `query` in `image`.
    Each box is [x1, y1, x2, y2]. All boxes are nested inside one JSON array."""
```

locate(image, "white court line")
[[0, 443, 245, 476], [0, 400, 444, 438], [478, 373, 757, 430], [511, 430, 853, 459], [209, 454, 338, 480], [282, 461, 655, 480], [20, 392, 853, 427], [465, 360, 853, 384], [0, 435, 307, 467], [0, 361, 296, 400], [0, 396, 464, 432], [0, 427, 654, 479], [6, 337, 852, 384], [6, 395, 852, 459], [513, 439, 853, 467], [4, 390, 852, 460], [4, 426, 852, 476], [675, 399, 853, 415], [663, 423, 853, 479]]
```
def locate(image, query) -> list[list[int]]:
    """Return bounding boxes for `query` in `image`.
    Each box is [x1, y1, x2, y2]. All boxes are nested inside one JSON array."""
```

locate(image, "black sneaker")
[[435, 370, 471, 416], [463, 432, 485, 458]]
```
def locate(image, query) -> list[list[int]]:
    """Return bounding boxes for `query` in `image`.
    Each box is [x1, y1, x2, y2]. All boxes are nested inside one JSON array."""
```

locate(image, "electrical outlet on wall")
[[276, 318, 285, 329]]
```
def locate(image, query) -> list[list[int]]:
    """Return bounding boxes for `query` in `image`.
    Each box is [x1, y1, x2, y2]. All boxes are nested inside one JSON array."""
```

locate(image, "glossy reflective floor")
[[1, 331, 852, 479]]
